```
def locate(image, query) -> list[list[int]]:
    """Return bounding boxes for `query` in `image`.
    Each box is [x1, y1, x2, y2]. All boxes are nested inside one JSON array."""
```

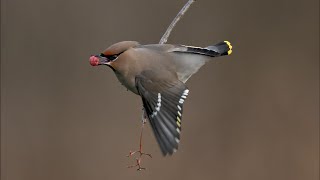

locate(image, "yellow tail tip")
[[224, 40, 233, 55]]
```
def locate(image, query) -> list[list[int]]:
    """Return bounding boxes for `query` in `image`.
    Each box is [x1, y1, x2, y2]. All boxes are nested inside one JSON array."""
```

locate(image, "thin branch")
[[159, 0, 196, 44]]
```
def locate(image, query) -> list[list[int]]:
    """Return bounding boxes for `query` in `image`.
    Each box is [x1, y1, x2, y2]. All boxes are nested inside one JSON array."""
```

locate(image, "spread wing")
[[135, 70, 189, 156]]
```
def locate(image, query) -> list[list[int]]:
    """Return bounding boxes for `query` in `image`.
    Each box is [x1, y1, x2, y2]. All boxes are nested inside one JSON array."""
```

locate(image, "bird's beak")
[[89, 55, 111, 66]]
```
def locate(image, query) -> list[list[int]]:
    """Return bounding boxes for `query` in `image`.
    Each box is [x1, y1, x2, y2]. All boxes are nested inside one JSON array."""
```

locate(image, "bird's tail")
[[171, 41, 233, 83], [205, 41, 233, 56], [179, 41, 233, 57]]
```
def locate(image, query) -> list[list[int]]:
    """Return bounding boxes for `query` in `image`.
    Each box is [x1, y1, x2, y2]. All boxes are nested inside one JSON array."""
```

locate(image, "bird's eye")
[[107, 54, 118, 61], [100, 53, 118, 61], [100, 53, 107, 57]]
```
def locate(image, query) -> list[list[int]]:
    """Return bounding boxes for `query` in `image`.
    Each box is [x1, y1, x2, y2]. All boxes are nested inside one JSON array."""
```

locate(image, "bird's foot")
[[127, 150, 152, 171]]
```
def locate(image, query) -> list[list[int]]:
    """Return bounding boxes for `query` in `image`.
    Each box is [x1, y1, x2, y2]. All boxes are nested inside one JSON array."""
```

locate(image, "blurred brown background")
[[1, 0, 319, 179]]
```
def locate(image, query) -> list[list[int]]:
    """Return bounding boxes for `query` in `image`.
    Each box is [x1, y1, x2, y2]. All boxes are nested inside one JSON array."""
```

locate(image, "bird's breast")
[[114, 71, 139, 95]]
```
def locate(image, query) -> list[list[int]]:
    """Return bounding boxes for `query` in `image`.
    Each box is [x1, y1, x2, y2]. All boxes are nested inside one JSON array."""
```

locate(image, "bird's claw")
[[127, 150, 152, 171]]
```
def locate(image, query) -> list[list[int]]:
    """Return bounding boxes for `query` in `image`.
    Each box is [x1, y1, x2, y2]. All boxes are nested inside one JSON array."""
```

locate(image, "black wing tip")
[[160, 144, 179, 156]]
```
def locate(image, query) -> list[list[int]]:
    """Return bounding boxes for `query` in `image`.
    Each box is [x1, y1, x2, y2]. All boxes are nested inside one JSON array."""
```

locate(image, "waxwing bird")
[[89, 41, 232, 168]]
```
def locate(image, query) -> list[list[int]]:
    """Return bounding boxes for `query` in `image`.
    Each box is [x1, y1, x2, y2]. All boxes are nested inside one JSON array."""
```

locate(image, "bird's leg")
[[127, 109, 152, 170]]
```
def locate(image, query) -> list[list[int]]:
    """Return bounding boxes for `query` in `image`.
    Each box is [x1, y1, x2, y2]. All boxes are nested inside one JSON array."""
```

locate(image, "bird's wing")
[[135, 70, 189, 156]]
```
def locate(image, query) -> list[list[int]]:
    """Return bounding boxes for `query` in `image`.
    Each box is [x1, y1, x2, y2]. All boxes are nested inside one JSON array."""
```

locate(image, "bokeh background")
[[1, 0, 319, 180]]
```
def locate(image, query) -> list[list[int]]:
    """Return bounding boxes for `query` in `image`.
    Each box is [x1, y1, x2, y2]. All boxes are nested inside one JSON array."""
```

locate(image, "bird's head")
[[89, 41, 140, 67]]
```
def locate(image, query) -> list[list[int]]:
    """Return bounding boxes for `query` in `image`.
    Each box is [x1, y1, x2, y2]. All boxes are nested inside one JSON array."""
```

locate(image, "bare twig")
[[159, 0, 196, 44]]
